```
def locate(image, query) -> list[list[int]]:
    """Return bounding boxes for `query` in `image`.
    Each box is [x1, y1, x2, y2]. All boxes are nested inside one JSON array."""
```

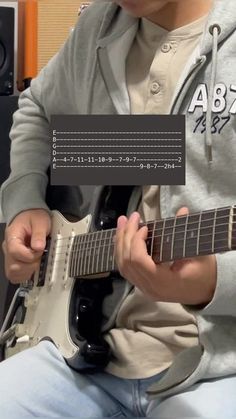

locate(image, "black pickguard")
[[68, 186, 134, 369]]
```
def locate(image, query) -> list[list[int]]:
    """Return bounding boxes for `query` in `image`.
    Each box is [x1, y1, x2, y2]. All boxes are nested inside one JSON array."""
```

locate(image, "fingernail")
[[32, 240, 44, 250], [117, 216, 127, 229], [117, 217, 123, 229], [130, 212, 140, 222]]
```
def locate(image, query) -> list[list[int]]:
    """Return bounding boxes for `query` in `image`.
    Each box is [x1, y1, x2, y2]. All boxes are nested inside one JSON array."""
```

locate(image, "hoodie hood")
[[200, 0, 236, 55], [95, 0, 236, 163], [95, 0, 236, 52], [200, 0, 236, 162]]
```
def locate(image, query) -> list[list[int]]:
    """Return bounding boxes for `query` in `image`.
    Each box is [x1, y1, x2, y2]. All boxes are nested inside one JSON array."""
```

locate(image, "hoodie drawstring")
[[206, 24, 221, 164]]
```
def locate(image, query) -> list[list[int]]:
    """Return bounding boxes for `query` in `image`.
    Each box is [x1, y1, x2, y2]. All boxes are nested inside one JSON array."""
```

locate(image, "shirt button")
[[161, 43, 171, 53], [150, 82, 160, 94]]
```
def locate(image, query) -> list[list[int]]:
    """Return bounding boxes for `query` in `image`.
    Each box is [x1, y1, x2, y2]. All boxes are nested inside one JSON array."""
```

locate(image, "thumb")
[[176, 206, 189, 217], [30, 215, 51, 252]]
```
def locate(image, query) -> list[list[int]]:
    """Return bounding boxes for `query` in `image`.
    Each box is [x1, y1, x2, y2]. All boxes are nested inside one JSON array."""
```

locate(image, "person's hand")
[[115, 208, 217, 305], [2, 209, 51, 284]]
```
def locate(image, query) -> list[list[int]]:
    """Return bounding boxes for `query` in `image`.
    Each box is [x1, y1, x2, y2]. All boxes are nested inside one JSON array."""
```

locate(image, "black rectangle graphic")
[[51, 115, 185, 185]]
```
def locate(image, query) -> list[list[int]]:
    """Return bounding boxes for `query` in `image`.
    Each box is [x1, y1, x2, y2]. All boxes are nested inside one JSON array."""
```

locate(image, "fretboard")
[[69, 205, 236, 278]]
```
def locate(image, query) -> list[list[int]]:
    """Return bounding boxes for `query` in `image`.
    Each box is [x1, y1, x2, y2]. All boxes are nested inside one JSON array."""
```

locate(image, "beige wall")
[[38, 1, 92, 72]]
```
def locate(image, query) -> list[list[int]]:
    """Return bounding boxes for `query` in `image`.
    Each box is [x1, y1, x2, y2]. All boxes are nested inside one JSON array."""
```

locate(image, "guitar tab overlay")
[[50, 115, 185, 185]]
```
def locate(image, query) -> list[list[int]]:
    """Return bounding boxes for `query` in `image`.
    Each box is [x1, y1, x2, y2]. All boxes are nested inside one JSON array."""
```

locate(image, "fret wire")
[[148, 219, 230, 241], [111, 231, 116, 270], [82, 233, 89, 275], [170, 216, 177, 260], [86, 230, 93, 275], [154, 237, 230, 255], [94, 231, 99, 274], [147, 214, 231, 236], [159, 218, 166, 262], [153, 226, 162, 263], [107, 229, 113, 272], [229, 207, 234, 250], [65, 236, 231, 267], [71, 235, 231, 262], [65, 233, 232, 276], [154, 245, 228, 263], [101, 230, 107, 272], [65, 234, 232, 273], [67, 207, 235, 276], [72, 235, 77, 277], [81, 233, 87, 276], [68, 212, 234, 268], [73, 235, 79, 276], [104, 244, 115, 272], [91, 231, 98, 274], [212, 209, 217, 253], [199, 211, 214, 257], [105, 231, 109, 272], [55, 207, 234, 244], [150, 220, 156, 258], [75, 234, 82, 277], [59, 243, 231, 271], [196, 211, 202, 256], [70, 237, 231, 276], [96, 230, 103, 274], [79, 234, 86, 276], [155, 242, 230, 261], [86, 233, 92, 274], [82, 233, 88, 275], [67, 224, 231, 258], [105, 232, 111, 271], [57, 214, 233, 253], [72, 236, 81, 277], [183, 214, 189, 258], [101, 230, 107, 271]]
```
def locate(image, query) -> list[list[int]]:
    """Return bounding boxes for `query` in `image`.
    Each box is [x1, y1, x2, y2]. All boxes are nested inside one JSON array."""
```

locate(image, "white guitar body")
[[3, 203, 235, 365], [5, 211, 92, 361]]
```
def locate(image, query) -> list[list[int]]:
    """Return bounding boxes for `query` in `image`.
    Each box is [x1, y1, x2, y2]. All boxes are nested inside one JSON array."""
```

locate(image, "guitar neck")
[[69, 205, 236, 278]]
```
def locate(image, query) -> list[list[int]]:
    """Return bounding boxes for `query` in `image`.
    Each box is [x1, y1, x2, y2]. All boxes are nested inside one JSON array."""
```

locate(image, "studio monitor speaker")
[[0, 7, 14, 95]]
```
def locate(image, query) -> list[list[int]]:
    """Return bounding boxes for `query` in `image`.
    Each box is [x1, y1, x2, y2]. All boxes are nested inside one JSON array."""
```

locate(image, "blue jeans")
[[0, 340, 235, 417]]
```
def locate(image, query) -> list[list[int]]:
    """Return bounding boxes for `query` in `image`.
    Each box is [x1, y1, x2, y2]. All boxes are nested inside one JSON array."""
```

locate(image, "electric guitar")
[[1, 205, 236, 369]]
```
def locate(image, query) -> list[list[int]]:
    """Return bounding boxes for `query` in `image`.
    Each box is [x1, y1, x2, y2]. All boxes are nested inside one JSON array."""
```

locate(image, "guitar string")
[[54, 221, 234, 251], [55, 206, 233, 231], [50, 221, 235, 257], [52, 210, 235, 244], [52, 234, 232, 266], [52, 230, 236, 262], [48, 244, 231, 277], [41, 209, 234, 271]]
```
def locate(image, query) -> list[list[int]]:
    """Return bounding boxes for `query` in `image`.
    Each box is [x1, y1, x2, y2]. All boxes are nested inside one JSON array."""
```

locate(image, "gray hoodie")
[[1, 0, 236, 397]]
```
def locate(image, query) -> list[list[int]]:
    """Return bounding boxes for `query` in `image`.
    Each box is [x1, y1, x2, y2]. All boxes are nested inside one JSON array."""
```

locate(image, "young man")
[[0, 0, 236, 416]]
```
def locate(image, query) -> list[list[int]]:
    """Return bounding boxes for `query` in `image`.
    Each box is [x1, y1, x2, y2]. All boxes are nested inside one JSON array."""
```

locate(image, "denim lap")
[[1, 341, 236, 418], [0, 341, 128, 417]]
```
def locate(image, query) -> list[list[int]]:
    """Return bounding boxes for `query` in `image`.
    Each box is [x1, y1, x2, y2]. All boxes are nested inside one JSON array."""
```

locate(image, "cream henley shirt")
[[105, 15, 207, 379]]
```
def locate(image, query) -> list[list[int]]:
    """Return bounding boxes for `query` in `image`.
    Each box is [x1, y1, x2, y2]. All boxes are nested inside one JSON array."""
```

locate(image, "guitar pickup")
[[37, 238, 51, 287]]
